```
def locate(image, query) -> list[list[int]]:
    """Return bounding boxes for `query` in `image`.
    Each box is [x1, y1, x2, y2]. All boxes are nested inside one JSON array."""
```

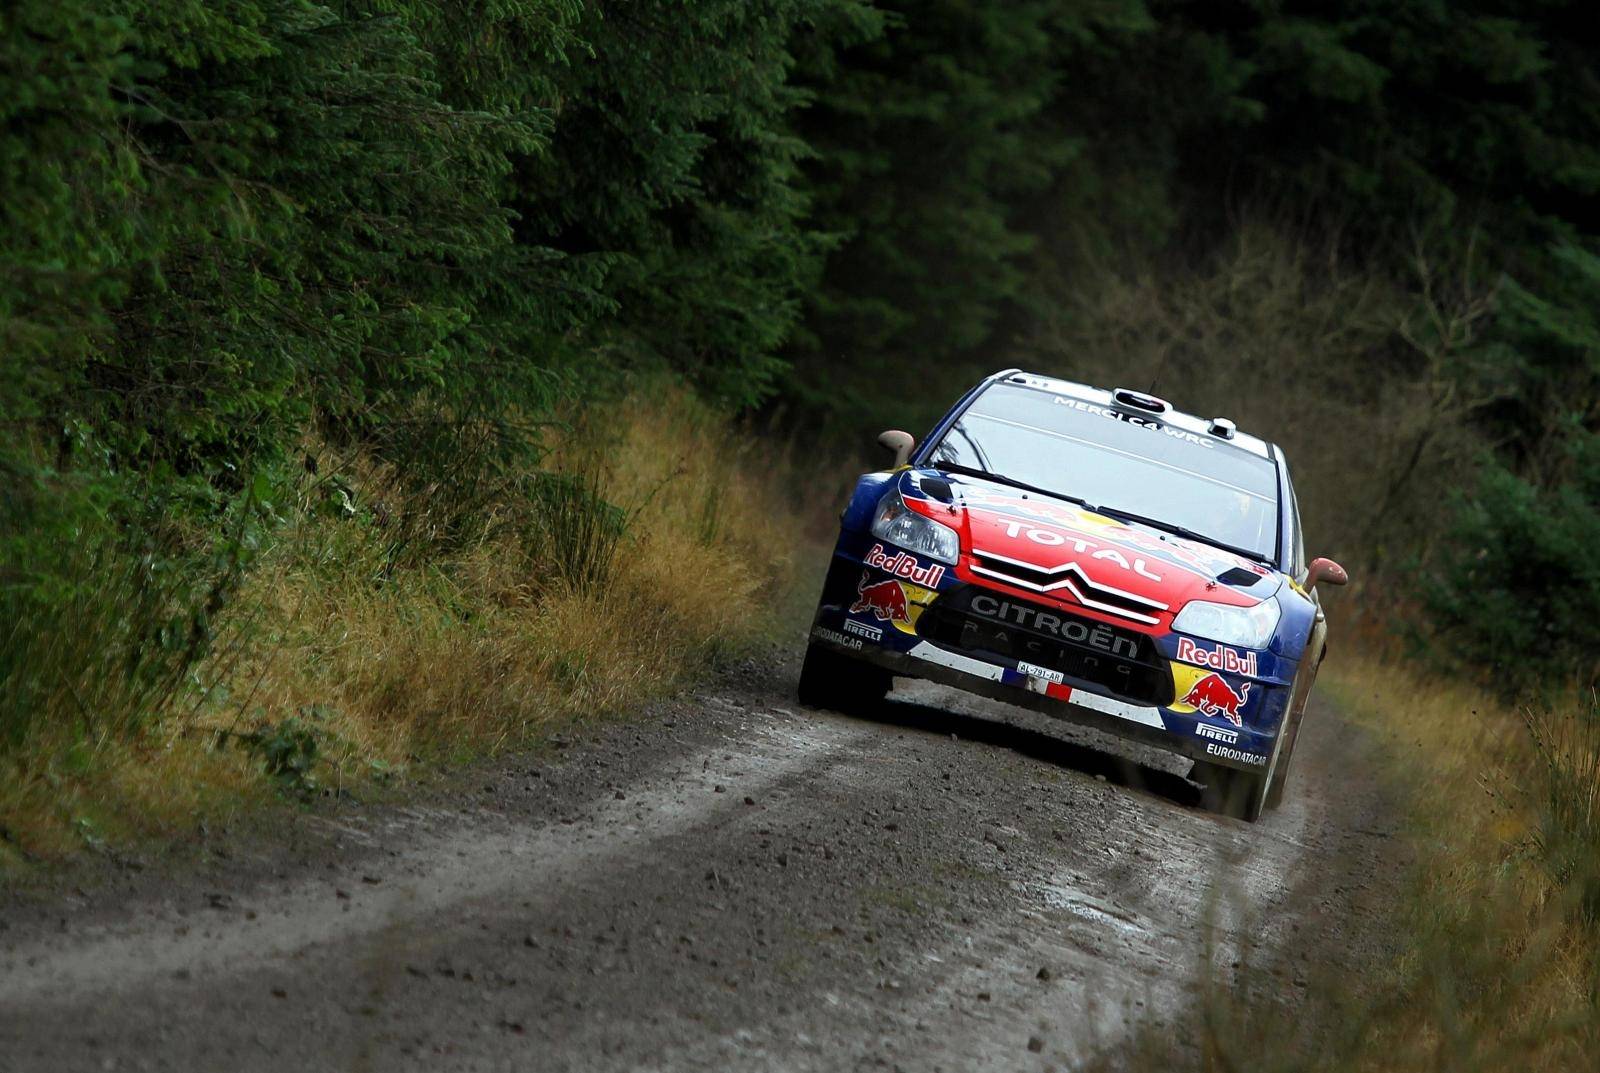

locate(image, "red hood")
[[902, 470, 1280, 633]]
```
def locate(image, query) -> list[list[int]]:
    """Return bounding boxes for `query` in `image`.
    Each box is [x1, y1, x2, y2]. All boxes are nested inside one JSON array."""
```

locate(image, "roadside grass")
[[0, 387, 809, 866], [0, 527, 276, 863], [224, 392, 798, 762], [1092, 647, 1600, 1071], [1300, 653, 1596, 1071]]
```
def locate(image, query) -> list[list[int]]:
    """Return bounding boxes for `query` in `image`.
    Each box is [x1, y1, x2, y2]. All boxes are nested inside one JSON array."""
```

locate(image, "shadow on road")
[[848, 693, 1205, 811]]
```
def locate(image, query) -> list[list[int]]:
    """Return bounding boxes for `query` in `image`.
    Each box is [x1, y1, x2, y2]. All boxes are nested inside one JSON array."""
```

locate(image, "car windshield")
[[928, 382, 1281, 560]]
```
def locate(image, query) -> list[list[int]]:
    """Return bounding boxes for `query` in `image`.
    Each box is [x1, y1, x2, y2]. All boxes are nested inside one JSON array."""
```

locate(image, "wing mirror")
[[877, 429, 915, 468], [1304, 557, 1348, 592]]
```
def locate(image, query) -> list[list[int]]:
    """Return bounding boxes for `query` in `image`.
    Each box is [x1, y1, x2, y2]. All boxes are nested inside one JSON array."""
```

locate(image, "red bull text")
[[863, 543, 947, 587], [1175, 637, 1259, 677]]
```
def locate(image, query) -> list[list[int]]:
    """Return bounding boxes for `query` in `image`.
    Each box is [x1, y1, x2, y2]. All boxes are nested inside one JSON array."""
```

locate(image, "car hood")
[[898, 468, 1282, 630]]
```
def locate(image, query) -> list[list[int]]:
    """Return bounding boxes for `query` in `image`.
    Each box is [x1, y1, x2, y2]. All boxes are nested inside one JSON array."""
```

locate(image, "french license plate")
[[1017, 660, 1064, 684]]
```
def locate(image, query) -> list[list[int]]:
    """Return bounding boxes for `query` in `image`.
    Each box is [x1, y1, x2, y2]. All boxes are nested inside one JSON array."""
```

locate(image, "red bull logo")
[[850, 574, 911, 623], [863, 543, 947, 587], [1182, 673, 1250, 727], [1176, 637, 1258, 677]]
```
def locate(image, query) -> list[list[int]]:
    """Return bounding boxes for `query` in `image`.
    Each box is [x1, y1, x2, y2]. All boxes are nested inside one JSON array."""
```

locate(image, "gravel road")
[[0, 656, 1402, 1072]]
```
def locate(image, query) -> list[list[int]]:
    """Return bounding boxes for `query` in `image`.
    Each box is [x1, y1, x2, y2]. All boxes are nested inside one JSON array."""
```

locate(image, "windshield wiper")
[[928, 461, 1098, 513], [1092, 505, 1272, 565]]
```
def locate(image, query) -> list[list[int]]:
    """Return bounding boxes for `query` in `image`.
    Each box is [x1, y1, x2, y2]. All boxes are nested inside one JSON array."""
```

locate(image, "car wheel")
[[1195, 762, 1267, 822], [797, 641, 891, 712]]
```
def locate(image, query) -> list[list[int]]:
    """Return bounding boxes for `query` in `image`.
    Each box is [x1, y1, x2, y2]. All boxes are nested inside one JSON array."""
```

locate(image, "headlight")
[[870, 490, 959, 564], [1172, 597, 1280, 650]]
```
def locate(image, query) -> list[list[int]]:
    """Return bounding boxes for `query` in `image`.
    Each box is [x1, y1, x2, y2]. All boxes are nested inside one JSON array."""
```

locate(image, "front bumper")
[[811, 540, 1294, 772]]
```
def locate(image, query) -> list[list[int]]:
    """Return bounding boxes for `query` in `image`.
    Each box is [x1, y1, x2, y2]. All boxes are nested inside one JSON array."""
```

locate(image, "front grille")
[[968, 552, 1166, 624], [917, 585, 1174, 706]]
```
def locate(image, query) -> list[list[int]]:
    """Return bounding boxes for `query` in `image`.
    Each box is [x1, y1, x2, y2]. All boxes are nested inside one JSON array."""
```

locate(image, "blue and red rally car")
[[800, 371, 1348, 821]]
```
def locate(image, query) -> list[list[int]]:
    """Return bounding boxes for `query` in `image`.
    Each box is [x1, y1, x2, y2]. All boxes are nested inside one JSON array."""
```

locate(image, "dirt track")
[[0, 655, 1403, 1071]]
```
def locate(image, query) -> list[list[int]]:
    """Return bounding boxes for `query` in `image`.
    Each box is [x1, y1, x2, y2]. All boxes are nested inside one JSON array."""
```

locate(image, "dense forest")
[[4, 0, 1599, 757]]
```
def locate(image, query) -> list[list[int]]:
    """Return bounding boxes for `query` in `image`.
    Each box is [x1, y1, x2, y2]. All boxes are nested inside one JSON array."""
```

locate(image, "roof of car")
[[994, 370, 1275, 461]]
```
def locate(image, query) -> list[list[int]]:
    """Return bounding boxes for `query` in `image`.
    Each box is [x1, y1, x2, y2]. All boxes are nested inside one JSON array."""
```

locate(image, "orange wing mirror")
[[1304, 557, 1348, 592], [877, 429, 915, 468]]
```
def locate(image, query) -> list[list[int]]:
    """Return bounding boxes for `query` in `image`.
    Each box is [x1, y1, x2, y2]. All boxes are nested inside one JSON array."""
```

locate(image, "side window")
[[1278, 456, 1306, 577], [1288, 482, 1307, 578]]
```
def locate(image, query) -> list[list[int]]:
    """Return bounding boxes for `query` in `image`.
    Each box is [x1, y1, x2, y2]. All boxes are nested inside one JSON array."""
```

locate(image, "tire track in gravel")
[[0, 714, 879, 1011], [0, 661, 1401, 1073], [630, 680, 1327, 1072]]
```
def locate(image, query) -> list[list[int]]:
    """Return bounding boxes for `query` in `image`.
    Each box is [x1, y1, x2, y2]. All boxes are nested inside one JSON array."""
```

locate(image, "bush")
[[0, 446, 271, 755], [1425, 452, 1600, 699]]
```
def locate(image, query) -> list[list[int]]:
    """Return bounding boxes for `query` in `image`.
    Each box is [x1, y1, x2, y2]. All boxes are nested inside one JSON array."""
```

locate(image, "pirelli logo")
[[843, 618, 883, 642], [1195, 723, 1239, 745]]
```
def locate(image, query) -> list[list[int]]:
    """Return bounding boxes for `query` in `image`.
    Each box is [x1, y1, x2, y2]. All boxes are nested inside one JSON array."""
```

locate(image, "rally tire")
[[1196, 763, 1267, 822], [797, 642, 891, 713]]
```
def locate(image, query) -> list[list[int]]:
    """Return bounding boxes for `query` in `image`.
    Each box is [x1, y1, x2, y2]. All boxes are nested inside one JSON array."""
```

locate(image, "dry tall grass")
[[0, 388, 806, 864], [1315, 653, 1598, 1071], [227, 393, 798, 761]]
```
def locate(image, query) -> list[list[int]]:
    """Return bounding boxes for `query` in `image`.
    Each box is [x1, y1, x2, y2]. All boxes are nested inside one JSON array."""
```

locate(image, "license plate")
[[1017, 660, 1064, 684]]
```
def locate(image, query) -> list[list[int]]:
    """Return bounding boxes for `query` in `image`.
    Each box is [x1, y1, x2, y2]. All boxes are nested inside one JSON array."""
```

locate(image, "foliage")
[[1166, 1, 1600, 253], [1426, 448, 1600, 699], [1, 0, 574, 761], [234, 710, 326, 795], [0, 0, 832, 768], [0, 455, 273, 752], [526, 0, 832, 408], [782, 0, 1155, 427], [1423, 242, 1600, 696], [1016, 222, 1481, 578], [0, 387, 804, 858]]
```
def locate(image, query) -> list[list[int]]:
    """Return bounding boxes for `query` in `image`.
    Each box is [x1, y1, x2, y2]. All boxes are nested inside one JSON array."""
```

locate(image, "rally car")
[[799, 371, 1348, 821]]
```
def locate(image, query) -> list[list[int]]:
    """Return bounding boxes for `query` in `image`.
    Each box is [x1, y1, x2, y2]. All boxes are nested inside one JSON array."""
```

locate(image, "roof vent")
[[1208, 417, 1237, 439], [1111, 388, 1169, 415]]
